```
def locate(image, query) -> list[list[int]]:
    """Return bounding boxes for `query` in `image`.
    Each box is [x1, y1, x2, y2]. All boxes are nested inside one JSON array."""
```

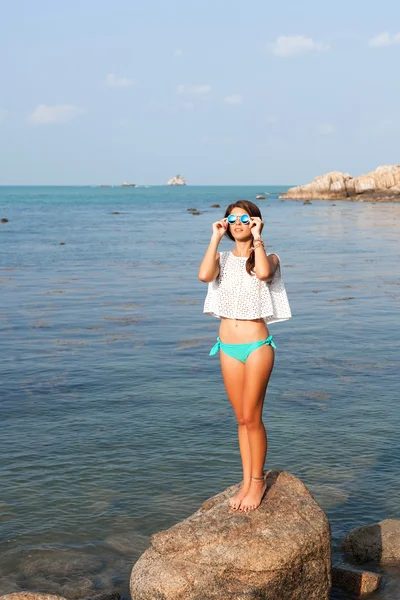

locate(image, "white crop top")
[[203, 250, 292, 325]]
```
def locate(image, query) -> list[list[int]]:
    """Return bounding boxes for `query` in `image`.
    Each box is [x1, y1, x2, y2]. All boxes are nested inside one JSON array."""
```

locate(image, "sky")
[[1, 0, 400, 185]]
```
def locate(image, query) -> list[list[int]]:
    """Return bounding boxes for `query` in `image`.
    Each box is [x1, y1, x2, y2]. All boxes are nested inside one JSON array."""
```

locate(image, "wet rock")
[[341, 519, 400, 564], [186, 207, 197, 211], [112, 212, 120, 214], [1, 218, 8, 223], [210, 204, 220, 208], [331, 565, 382, 597], [256, 195, 266, 199], [191, 211, 201, 215], [130, 469, 331, 600]]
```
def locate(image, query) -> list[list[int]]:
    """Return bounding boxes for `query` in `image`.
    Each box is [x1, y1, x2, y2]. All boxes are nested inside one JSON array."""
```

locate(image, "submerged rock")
[[280, 165, 400, 202], [0, 595, 67, 600], [130, 469, 331, 599]]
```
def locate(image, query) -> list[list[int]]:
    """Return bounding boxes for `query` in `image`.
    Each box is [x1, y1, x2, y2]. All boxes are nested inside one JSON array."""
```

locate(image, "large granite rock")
[[130, 469, 332, 599], [341, 518, 400, 564], [280, 165, 400, 202], [167, 175, 186, 186]]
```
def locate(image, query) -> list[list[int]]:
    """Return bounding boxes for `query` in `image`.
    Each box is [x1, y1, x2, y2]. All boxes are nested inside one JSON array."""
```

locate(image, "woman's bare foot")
[[229, 480, 251, 511], [239, 475, 267, 512]]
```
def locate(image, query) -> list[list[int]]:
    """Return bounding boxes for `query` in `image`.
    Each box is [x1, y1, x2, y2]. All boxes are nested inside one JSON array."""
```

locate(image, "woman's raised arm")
[[198, 218, 227, 282]]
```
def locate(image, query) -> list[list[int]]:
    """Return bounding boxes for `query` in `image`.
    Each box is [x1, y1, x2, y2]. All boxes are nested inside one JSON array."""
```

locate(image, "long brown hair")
[[223, 200, 262, 276]]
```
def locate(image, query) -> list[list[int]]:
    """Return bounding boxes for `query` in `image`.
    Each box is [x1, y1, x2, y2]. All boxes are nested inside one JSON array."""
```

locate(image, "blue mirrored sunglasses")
[[227, 214, 251, 225]]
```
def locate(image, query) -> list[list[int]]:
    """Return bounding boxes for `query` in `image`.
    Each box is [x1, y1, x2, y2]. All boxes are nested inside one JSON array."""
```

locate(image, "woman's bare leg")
[[219, 351, 251, 510], [239, 344, 275, 512]]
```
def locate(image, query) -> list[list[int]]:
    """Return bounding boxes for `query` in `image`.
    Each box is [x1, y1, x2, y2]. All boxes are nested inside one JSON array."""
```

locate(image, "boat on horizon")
[[121, 182, 136, 187]]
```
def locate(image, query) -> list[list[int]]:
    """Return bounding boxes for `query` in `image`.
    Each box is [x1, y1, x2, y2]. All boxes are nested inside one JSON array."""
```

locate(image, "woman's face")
[[227, 208, 252, 240]]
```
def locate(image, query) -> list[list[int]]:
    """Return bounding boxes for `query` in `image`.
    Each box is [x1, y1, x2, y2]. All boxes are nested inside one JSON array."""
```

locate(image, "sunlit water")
[[1, 186, 399, 599]]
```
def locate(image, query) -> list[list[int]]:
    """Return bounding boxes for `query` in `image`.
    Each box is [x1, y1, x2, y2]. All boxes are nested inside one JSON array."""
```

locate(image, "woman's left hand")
[[250, 216, 264, 238]]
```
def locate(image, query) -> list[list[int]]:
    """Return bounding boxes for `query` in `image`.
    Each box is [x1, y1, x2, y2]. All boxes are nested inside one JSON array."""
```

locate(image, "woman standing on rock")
[[198, 200, 292, 513]]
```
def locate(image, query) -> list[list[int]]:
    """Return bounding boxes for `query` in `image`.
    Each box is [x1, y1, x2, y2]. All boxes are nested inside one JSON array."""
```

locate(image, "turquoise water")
[[1, 186, 399, 599]]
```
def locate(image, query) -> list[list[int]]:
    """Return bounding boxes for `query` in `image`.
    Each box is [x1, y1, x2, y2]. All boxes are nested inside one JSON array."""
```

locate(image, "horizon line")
[[0, 183, 294, 188]]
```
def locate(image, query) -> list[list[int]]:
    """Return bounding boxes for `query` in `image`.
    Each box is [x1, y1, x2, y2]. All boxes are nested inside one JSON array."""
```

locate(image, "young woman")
[[198, 200, 292, 513]]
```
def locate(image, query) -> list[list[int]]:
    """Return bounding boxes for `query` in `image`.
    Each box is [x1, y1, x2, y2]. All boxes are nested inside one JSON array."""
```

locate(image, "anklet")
[[251, 475, 265, 481]]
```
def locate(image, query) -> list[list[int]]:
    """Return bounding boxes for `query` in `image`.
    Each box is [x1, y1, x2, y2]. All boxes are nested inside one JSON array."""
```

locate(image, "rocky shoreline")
[[2, 471, 399, 599], [280, 164, 400, 202]]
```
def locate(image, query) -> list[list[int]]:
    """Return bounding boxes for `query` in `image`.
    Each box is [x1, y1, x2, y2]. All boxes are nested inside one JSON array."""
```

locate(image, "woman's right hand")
[[212, 218, 228, 240]]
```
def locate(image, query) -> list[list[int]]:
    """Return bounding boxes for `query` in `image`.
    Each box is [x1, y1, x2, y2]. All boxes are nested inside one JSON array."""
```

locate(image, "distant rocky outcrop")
[[280, 165, 400, 202], [168, 175, 186, 186], [130, 469, 332, 600]]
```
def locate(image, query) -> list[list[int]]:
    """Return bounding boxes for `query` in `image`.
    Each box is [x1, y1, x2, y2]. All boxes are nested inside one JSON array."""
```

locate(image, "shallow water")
[[1, 186, 399, 598]]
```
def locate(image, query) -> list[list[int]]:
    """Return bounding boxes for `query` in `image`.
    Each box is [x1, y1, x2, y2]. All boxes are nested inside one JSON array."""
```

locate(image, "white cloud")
[[272, 35, 329, 57], [368, 32, 400, 47], [105, 73, 133, 87], [223, 94, 243, 105], [177, 84, 212, 95], [29, 104, 86, 125], [317, 123, 335, 135], [173, 48, 183, 57]]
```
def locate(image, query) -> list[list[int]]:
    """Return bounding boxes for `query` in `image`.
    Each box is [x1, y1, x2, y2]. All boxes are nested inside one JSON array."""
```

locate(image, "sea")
[[1, 185, 399, 599]]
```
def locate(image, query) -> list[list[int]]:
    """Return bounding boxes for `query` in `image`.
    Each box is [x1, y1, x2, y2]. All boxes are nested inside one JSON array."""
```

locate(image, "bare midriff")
[[219, 316, 270, 344]]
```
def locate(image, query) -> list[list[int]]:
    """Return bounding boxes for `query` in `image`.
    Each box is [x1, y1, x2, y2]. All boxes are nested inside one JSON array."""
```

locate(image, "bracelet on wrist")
[[250, 237, 264, 249], [250, 243, 265, 251]]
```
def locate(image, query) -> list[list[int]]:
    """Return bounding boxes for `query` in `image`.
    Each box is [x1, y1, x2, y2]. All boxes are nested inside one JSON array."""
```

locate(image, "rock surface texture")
[[332, 565, 382, 596], [130, 469, 332, 600], [167, 175, 186, 186], [341, 518, 400, 564], [280, 165, 400, 202]]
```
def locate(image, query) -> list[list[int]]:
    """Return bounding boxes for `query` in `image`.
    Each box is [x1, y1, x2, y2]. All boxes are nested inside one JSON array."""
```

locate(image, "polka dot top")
[[203, 250, 292, 325]]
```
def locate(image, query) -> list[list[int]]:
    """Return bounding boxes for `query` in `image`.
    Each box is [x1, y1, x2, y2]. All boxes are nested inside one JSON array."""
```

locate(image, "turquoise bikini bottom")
[[209, 335, 276, 364]]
